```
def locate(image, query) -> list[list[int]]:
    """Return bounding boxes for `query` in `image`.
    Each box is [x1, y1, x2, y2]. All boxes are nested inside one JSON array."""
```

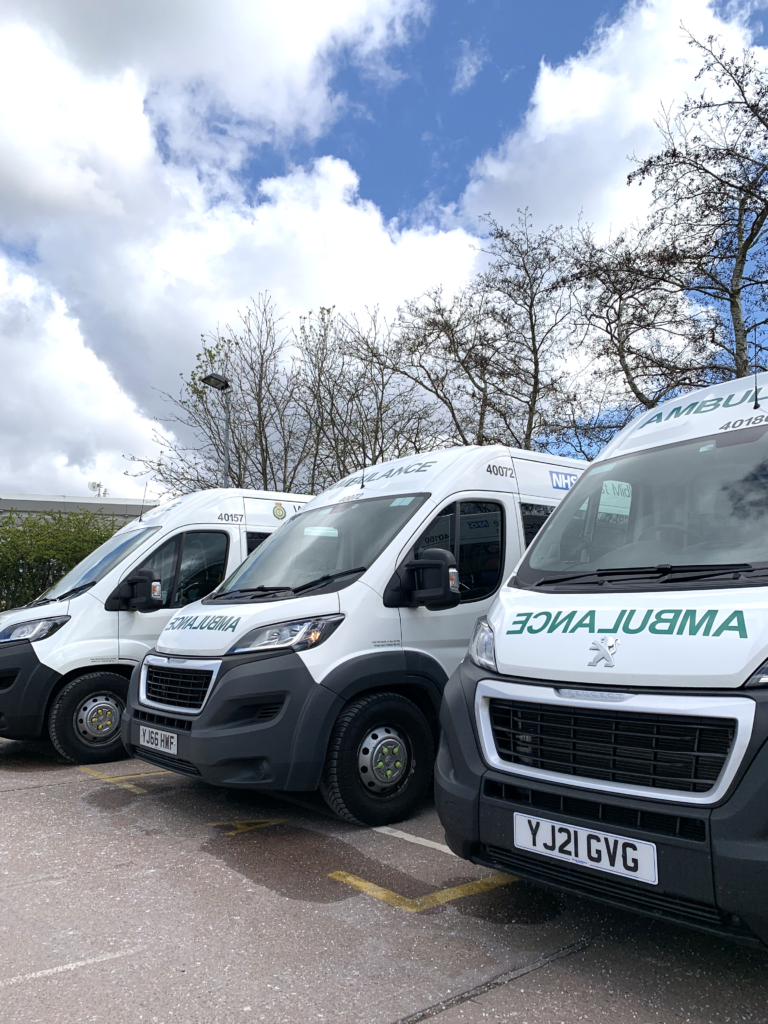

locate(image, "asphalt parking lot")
[[1, 739, 768, 1024]]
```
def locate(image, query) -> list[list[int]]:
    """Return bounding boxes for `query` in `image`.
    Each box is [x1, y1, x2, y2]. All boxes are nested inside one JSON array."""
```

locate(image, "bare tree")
[[568, 224, 724, 412], [357, 212, 575, 452], [629, 32, 768, 377], [482, 211, 573, 448], [130, 295, 315, 494], [131, 298, 442, 495]]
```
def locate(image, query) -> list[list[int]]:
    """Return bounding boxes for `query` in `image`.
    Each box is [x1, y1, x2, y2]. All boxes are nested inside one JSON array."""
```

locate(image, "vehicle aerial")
[[435, 376, 768, 949], [121, 445, 585, 825], [0, 489, 309, 764]]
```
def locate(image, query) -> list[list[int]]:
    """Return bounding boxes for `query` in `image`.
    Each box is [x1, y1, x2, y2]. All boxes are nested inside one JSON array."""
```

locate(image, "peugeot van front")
[[436, 375, 768, 948], [0, 489, 308, 763], [122, 445, 585, 825]]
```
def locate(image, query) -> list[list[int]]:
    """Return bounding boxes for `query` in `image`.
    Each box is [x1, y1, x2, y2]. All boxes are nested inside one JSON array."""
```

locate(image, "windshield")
[[516, 423, 768, 590], [214, 493, 429, 600], [41, 526, 161, 602]]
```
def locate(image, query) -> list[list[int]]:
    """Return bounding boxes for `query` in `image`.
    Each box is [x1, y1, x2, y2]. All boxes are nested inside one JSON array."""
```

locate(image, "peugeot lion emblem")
[[587, 636, 620, 668]]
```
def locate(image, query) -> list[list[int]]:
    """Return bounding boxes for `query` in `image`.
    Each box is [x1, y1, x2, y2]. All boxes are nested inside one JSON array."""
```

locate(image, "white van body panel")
[[154, 447, 586, 672], [0, 488, 311, 679]]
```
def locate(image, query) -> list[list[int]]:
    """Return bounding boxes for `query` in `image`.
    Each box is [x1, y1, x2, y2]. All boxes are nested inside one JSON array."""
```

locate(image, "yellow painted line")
[[206, 818, 285, 835], [328, 870, 517, 912], [77, 766, 148, 793]]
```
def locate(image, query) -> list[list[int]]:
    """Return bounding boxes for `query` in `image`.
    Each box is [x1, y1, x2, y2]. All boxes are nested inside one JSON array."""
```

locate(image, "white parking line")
[[372, 826, 458, 857], [0, 948, 139, 988]]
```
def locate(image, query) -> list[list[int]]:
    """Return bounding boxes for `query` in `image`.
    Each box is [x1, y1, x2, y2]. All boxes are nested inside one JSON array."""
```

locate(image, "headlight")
[[0, 616, 70, 643], [228, 614, 344, 655], [468, 616, 497, 672]]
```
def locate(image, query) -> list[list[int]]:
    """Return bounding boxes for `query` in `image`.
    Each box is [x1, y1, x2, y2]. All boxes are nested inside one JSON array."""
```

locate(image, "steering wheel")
[[637, 524, 696, 544]]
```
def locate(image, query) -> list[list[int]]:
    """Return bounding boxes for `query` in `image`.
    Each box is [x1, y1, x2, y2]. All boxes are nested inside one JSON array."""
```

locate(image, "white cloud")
[[0, 0, 761, 500], [459, 0, 756, 233], [452, 41, 488, 94], [0, 258, 169, 497], [0, 3, 479, 496]]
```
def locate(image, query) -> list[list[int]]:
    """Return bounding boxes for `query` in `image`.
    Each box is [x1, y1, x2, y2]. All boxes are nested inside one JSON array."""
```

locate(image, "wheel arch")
[[44, 662, 135, 722], [285, 651, 447, 791]]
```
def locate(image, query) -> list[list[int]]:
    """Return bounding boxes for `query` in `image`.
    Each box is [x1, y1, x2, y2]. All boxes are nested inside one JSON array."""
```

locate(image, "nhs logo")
[[550, 471, 578, 491]]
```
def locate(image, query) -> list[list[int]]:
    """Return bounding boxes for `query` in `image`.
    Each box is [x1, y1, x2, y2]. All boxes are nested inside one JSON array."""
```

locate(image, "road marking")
[[0, 948, 140, 989], [372, 826, 458, 857], [206, 818, 285, 835], [391, 936, 593, 1023], [328, 870, 516, 912], [76, 766, 170, 794]]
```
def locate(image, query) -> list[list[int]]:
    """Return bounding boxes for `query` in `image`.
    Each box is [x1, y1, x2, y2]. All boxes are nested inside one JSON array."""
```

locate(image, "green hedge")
[[0, 509, 119, 611]]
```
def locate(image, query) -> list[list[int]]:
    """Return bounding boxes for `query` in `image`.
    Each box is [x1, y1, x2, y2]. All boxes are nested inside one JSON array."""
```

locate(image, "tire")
[[48, 672, 130, 764], [320, 692, 435, 826]]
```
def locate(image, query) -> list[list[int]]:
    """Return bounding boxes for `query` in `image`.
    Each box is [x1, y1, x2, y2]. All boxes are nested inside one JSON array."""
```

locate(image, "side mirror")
[[383, 548, 460, 611], [123, 569, 163, 612]]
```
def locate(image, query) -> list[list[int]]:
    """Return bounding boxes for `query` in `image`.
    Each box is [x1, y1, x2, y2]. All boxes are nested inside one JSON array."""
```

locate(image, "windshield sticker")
[[639, 389, 763, 429], [167, 614, 241, 633], [506, 608, 748, 639], [550, 471, 579, 491]]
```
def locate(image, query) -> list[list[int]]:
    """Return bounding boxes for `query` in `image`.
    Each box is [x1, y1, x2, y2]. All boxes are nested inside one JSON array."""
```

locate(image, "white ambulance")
[[0, 489, 309, 763], [436, 375, 768, 949], [121, 445, 584, 825]]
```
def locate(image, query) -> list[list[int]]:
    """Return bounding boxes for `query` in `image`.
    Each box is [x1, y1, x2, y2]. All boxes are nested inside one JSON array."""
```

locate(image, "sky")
[[0, 0, 764, 498]]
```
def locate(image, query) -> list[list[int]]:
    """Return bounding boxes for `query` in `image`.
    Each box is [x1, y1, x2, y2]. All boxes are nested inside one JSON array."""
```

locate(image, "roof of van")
[[121, 488, 312, 533], [599, 372, 768, 460], [302, 445, 586, 512]]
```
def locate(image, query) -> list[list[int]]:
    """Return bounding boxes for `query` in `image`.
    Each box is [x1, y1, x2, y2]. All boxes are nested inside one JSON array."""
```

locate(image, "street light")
[[201, 372, 232, 488]]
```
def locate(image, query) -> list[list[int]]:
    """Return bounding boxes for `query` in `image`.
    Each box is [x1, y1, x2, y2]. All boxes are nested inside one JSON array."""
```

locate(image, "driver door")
[[399, 498, 517, 678], [118, 530, 230, 663]]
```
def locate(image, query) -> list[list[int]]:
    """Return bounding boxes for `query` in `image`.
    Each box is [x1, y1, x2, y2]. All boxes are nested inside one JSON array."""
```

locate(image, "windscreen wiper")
[[213, 585, 293, 600], [535, 563, 753, 587], [291, 567, 368, 595], [33, 580, 97, 604]]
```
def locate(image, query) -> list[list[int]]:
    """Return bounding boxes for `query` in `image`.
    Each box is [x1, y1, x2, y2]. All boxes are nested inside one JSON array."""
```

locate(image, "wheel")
[[320, 692, 435, 826], [48, 672, 130, 764]]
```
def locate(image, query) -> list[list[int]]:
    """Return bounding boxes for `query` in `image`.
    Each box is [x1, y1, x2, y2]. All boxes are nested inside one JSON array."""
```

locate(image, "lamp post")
[[201, 372, 232, 488]]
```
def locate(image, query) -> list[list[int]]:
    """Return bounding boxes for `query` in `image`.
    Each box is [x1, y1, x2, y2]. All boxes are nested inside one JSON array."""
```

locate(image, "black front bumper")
[[435, 659, 768, 949], [0, 640, 61, 739], [122, 649, 344, 791]]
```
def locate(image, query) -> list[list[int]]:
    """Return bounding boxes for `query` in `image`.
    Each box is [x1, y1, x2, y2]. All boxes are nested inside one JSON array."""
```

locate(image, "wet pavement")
[[1, 737, 767, 1024]]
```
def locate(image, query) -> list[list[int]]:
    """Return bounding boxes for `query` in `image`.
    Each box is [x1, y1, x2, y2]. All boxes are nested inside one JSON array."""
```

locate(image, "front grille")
[[134, 708, 193, 732], [134, 747, 202, 776], [483, 780, 706, 842], [479, 845, 757, 943], [488, 699, 735, 794], [145, 664, 213, 711]]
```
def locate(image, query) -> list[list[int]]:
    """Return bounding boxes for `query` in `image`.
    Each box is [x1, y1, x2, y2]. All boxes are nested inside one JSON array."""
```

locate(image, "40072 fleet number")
[[486, 463, 514, 479]]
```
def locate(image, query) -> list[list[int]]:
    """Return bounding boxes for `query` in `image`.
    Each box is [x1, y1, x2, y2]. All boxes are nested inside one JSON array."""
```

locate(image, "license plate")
[[138, 726, 177, 756], [513, 812, 658, 885]]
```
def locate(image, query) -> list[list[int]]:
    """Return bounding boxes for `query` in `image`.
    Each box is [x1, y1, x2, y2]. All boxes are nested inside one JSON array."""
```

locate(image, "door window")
[[173, 532, 229, 607], [246, 531, 271, 555], [411, 500, 504, 602], [413, 504, 456, 558], [519, 502, 556, 547], [133, 537, 180, 609]]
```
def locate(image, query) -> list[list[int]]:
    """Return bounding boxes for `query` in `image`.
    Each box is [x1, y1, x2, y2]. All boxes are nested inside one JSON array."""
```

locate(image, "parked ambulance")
[[0, 489, 309, 763], [121, 445, 584, 825], [436, 376, 768, 949]]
